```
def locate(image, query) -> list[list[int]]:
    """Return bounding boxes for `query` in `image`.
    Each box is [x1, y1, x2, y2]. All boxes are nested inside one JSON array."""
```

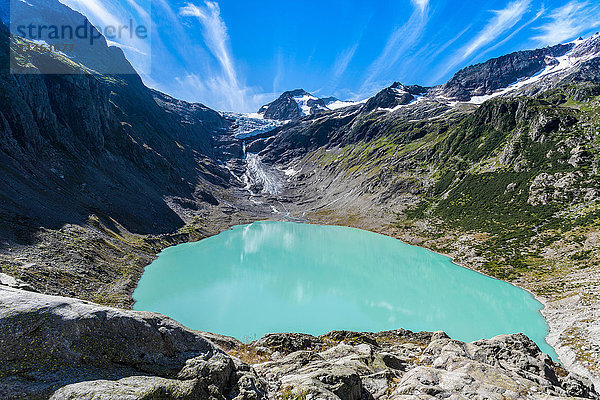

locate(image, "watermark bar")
[[8, 0, 152, 75]]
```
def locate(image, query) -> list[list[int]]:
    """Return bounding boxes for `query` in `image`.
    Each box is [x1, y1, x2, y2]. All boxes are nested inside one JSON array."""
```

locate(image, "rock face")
[[0, 16, 234, 243], [6, 0, 137, 75], [363, 83, 427, 112], [1, 286, 596, 399], [235, 331, 598, 400], [258, 89, 330, 121], [0, 286, 267, 400], [440, 43, 574, 101]]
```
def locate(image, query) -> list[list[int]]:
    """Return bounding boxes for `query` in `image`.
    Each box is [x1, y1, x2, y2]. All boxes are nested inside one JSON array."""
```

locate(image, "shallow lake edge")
[[132, 220, 560, 363]]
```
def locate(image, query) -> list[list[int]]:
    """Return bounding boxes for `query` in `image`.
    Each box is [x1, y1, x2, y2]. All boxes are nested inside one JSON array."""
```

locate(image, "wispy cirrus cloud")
[[124, 0, 149, 19], [179, 2, 245, 109], [475, 6, 545, 62], [332, 43, 359, 80], [428, 25, 473, 61], [461, 0, 531, 61], [173, 72, 274, 113], [532, 1, 600, 46], [410, 0, 429, 15], [176, 1, 272, 112], [359, 1, 430, 97], [59, 0, 121, 27]]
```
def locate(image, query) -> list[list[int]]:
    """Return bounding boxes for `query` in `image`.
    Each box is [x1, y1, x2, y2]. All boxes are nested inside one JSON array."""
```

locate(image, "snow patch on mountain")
[[258, 89, 360, 120], [467, 34, 600, 105], [392, 87, 410, 97], [293, 94, 328, 116], [384, 93, 428, 112], [326, 99, 367, 110]]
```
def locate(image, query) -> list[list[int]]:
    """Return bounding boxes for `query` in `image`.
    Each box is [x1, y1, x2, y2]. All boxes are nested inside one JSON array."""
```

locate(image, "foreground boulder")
[[0, 286, 267, 399], [226, 331, 598, 399]]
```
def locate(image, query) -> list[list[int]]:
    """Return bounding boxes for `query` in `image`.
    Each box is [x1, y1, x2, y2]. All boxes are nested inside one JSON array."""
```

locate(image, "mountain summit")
[[257, 89, 330, 121], [363, 82, 428, 112]]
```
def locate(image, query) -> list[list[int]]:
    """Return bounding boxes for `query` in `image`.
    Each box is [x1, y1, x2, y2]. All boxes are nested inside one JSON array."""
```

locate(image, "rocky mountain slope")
[[0, 13, 270, 307], [5, 0, 137, 75], [437, 42, 575, 101], [363, 83, 427, 112], [0, 24, 228, 239]]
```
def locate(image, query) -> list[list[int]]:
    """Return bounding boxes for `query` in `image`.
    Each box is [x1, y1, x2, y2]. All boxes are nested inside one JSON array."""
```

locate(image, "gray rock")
[[441, 43, 573, 101], [0, 286, 266, 400], [0, 273, 37, 291], [363, 83, 427, 112], [528, 171, 597, 205], [243, 330, 597, 400], [258, 89, 329, 121]]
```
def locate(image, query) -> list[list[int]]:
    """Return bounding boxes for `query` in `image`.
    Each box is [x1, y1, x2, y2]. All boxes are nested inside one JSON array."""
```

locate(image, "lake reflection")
[[133, 221, 556, 357]]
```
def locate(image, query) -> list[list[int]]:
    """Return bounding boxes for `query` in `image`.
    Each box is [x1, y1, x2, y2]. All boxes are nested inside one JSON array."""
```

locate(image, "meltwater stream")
[[133, 221, 557, 358]]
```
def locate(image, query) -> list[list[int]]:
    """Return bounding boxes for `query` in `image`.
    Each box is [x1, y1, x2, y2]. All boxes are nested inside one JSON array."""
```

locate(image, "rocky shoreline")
[[1, 285, 597, 399], [426, 245, 600, 390], [408, 233, 600, 390]]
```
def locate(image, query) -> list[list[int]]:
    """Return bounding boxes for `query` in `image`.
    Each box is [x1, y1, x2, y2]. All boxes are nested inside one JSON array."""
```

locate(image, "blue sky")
[[59, 0, 600, 112]]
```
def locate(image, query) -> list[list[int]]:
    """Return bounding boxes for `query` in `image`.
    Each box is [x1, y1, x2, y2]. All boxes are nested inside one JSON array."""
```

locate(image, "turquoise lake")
[[133, 221, 556, 358]]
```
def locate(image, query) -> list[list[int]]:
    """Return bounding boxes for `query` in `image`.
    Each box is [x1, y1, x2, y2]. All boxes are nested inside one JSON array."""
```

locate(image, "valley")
[[1, 1, 600, 397]]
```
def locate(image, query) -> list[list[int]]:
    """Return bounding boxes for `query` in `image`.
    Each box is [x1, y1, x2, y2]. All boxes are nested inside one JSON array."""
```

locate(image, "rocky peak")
[[8, 0, 137, 74], [390, 82, 428, 95], [363, 82, 428, 112], [321, 96, 341, 106], [258, 89, 330, 121], [441, 42, 574, 101], [285, 88, 311, 97], [570, 32, 600, 59]]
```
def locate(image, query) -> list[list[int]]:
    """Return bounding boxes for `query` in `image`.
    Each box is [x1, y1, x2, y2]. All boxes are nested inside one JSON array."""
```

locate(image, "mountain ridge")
[[255, 37, 597, 124]]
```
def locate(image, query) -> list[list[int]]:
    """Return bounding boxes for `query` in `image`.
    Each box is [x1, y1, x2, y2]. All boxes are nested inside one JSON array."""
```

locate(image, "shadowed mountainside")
[[0, 20, 237, 243]]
